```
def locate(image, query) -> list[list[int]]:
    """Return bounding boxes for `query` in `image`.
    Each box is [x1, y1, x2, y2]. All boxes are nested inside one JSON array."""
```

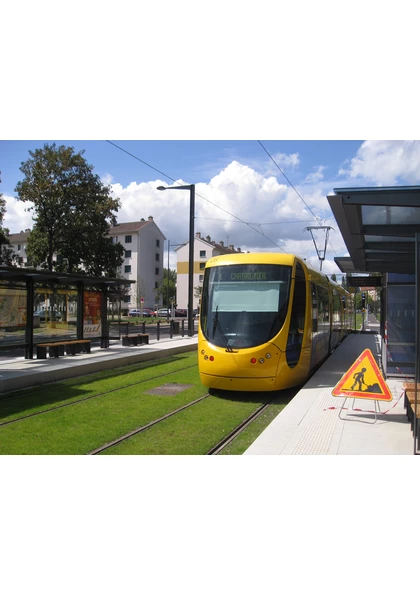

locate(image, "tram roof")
[[327, 186, 420, 275]]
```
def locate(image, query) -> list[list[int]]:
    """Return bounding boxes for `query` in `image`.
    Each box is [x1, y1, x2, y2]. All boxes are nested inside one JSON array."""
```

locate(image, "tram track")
[[0, 363, 198, 427], [88, 393, 211, 455], [89, 393, 279, 456], [207, 398, 274, 454]]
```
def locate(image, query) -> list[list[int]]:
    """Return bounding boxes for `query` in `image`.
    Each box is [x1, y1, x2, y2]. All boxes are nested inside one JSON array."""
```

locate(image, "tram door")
[[286, 262, 307, 367]]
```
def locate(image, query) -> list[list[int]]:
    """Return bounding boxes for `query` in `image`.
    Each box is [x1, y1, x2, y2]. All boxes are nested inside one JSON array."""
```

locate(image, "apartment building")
[[8, 216, 166, 310], [175, 232, 242, 310], [108, 218, 166, 309]]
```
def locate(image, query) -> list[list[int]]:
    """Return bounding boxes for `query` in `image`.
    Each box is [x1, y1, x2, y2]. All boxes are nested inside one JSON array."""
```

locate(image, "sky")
[[2, 139, 420, 276]]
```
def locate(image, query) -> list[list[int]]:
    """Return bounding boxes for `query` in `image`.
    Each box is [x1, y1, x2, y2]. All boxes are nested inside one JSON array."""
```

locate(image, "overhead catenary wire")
[[105, 140, 287, 252], [257, 140, 341, 264]]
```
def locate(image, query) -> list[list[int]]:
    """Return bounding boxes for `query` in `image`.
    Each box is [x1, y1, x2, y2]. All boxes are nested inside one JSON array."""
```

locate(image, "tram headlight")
[[266, 353, 271, 359], [259, 358, 265, 364]]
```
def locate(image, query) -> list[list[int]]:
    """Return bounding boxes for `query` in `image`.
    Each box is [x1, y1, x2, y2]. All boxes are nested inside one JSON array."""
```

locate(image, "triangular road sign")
[[332, 349, 392, 401]]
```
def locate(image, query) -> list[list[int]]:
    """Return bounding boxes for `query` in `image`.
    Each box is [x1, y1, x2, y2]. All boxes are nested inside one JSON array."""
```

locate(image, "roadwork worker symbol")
[[332, 349, 392, 402], [351, 368, 367, 391]]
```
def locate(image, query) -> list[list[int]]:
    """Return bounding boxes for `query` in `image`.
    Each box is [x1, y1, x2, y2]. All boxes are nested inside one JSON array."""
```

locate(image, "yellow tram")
[[198, 253, 353, 392]]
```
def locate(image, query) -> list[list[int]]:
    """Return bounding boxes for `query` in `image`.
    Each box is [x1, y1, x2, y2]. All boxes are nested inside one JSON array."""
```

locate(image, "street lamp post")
[[157, 184, 195, 336]]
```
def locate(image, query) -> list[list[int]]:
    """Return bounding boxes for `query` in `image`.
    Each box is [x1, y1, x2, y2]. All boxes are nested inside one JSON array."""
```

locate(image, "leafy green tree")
[[0, 172, 17, 266], [154, 268, 177, 307], [15, 143, 124, 275]]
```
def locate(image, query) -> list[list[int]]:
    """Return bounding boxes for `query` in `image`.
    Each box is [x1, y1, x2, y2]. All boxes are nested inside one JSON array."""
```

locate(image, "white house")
[[175, 232, 243, 310]]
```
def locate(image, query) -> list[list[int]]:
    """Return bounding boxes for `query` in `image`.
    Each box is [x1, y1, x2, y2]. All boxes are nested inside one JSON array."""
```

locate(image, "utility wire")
[[257, 140, 322, 224], [105, 140, 286, 252], [257, 140, 343, 264]]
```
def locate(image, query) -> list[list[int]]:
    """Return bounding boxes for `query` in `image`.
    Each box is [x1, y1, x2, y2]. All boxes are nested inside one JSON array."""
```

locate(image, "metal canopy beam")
[[328, 186, 420, 276]]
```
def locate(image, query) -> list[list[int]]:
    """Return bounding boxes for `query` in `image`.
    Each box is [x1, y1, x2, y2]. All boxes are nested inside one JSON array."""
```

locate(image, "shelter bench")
[[36, 340, 91, 359], [121, 334, 149, 347]]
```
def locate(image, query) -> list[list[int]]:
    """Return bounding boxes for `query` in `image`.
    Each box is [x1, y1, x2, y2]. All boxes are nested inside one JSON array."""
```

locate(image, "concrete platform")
[[0, 335, 198, 394], [244, 331, 416, 455]]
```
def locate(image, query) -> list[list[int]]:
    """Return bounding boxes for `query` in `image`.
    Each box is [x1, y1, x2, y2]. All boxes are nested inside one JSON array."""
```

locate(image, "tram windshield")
[[201, 264, 292, 349]]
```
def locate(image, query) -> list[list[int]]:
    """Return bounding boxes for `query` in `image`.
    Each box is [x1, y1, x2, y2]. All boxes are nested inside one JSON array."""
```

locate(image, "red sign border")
[[332, 348, 392, 402]]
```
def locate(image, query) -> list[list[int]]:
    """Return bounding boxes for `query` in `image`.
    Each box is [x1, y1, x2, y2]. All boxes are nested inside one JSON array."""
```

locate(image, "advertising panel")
[[83, 292, 102, 337], [0, 288, 27, 327]]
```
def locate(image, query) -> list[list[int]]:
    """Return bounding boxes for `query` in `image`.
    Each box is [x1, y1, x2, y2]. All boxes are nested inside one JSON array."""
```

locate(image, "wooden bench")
[[121, 334, 149, 347], [36, 340, 91, 359], [403, 385, 420, 441]]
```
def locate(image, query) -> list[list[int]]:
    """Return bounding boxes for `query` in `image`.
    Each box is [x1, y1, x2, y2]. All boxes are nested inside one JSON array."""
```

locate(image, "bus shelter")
[[0, 266, 134, 359], [328, 186, 420, 453]]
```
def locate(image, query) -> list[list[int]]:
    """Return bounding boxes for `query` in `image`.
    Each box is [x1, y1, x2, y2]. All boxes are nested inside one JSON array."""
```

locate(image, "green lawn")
[[0, 352, 291, 455]]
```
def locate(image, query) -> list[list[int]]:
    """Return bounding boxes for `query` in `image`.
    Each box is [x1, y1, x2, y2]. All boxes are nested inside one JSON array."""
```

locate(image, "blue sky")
[[2, 139, 420, 275]]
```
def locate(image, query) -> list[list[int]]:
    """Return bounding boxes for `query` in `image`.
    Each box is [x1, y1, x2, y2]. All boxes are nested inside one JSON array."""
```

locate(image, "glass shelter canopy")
[[327, 186, 420, 274]]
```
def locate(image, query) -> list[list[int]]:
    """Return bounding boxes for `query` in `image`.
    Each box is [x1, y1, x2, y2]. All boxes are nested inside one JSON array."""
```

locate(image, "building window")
[[155, 267, 159, 275], [155, 253, 159, 261], [199, 274, 204, 282], [111, 236, 118, 244], [200, 250, 206, 257], [125, 250, 131, 258], [125, 265, 131, 273], [156, 239, 160, 248], [123, 295, 131, 303], [200, 262, 206, 270], [155, 282, 159, 289], [18, 244, 21, 251], [125, 235, 132, 243]]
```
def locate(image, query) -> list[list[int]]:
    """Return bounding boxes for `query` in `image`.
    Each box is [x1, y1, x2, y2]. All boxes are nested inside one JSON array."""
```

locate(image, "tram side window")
[[332, 290, 341, 331], [286, 262, 307, 367], [317, 285, 330, 327]]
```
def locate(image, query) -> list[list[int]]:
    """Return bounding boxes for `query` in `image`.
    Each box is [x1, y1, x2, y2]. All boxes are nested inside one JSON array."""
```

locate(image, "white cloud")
[[271, 152, 300, 168], [338, 140, 420, 185], [3, 158, 348, 275], [3, 195, 34, 233], [109, 159, 344, 272], [304, 165, 326, 183]]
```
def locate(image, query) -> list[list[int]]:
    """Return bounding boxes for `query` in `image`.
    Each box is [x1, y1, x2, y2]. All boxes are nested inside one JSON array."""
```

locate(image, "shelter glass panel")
[[362, 205, 420, 225], [386, 283, 415, 376]]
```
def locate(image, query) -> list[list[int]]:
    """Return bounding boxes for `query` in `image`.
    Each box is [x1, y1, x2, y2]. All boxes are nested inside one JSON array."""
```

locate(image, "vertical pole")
[[415, 233, 420, 454], [25, 277, 34, 359], [167, 240, 170, 321], [188, 184, 195, 337], [77, 282, 84, 339]]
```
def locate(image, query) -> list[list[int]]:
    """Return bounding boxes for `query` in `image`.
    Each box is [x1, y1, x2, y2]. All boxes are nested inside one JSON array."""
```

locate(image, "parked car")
[[129, 308, 154, 317], [175, 309, 187, 317], [156, 308, 171, 317], [34, 310, 62, 321]]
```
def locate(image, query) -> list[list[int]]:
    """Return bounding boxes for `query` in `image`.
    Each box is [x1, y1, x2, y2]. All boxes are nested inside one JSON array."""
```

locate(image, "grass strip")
[[0, 353, 198, 423]]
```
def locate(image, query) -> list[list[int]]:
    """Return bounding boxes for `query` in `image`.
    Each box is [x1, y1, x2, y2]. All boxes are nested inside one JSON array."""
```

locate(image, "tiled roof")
[[8, 231, 30, 243], [107, 220, 152, 234]]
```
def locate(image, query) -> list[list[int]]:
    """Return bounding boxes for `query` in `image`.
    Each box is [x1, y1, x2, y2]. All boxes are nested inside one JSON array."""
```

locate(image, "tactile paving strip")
[[284, 390, 345, 455]]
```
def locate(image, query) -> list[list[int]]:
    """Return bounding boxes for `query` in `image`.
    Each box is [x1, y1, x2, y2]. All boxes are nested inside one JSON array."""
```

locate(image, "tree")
[[15, 143, 124, 275], [0, 171, 18, 266], [154, 268, 177, 307]]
